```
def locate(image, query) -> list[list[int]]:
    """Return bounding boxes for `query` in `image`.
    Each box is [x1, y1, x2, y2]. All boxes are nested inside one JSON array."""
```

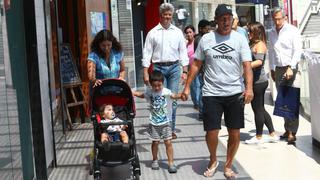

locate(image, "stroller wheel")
[[133, 168, 140, 180], [133, 173, 140, 180], [94, 171, 101, 180]]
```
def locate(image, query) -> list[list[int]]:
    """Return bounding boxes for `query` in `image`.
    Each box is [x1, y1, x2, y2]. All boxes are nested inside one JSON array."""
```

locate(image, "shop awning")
[[236, 0, 267, 4]]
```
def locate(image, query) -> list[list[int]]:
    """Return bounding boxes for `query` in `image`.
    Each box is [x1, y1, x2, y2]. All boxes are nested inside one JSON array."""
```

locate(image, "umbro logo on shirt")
[[212, 43, 234, 54], [211, 43, 234, 60]]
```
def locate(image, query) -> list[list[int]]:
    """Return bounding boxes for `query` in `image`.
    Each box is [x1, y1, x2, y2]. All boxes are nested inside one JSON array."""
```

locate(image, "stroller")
[[90, 79, 141, 180]]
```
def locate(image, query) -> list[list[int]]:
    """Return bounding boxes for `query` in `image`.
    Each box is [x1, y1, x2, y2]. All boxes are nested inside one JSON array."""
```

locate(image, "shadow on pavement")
[[295, 135, 320, 164]]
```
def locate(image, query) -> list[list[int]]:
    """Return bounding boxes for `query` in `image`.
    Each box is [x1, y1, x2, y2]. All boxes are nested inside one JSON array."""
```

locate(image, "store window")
[[170, 0, 193, 30], [198, 3, 210, 20], [0, 1, 35, 179]]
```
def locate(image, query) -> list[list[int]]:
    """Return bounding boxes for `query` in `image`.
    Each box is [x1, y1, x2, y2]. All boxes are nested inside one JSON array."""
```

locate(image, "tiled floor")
[[49, 97, 320, 180]]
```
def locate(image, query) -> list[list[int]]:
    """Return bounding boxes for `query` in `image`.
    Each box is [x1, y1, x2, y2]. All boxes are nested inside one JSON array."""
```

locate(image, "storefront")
[[235, 0, 295, 27], [1, 0, 52, 179], [169, 0, 235, 31], [235, 0, 270, 26]]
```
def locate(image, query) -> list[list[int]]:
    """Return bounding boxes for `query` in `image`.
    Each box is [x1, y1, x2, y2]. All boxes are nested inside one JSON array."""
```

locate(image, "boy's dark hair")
[[198, 19, 210, 29], [149, 70, 164, 83]]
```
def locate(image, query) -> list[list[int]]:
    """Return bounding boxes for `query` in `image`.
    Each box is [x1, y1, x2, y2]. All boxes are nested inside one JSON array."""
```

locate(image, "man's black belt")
[[154, 60, 179, 66]]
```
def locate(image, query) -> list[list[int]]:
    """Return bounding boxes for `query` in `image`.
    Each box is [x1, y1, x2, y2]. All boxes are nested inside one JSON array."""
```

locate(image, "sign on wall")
[[126, 0, 132, 10], [90, 11, 107, 37], [59, 44, 81, 85]]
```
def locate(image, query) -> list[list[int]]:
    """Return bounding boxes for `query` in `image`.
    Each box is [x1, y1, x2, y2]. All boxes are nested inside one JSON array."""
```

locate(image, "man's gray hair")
[[272, 7, 286, 17], [159, 3, 174, 15]]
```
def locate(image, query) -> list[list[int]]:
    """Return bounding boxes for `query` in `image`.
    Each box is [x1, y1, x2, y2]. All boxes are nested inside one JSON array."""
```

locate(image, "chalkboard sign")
[[59, 44, 81, 85]]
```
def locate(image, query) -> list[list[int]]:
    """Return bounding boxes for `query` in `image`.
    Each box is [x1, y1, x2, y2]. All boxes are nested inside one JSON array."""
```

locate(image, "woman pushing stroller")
[[87, 30, 141, 180]]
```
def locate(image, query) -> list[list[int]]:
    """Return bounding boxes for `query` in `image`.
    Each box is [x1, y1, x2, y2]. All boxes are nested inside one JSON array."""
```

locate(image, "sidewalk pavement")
[[49, 93, 320, 180]]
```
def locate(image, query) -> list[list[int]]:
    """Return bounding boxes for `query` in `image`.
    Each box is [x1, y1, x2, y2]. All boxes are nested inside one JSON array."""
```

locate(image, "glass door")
[[0, 0, 35, 179]]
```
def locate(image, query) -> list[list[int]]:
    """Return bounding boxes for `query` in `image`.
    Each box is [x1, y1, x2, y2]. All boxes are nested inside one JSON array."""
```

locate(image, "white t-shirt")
[[100, 117, 124, 132], [176, 8, 187, 20], [194, 31, 252, 96], [144, 87, 173, 126]]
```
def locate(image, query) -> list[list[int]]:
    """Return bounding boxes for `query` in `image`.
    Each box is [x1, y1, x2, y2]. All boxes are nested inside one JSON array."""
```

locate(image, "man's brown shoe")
[[287, 134, 297, 144], [280, 132, 289, 140]]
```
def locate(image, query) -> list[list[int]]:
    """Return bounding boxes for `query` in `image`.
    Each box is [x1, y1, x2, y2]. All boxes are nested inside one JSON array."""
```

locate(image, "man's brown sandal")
[[224, 168, 237, 179]]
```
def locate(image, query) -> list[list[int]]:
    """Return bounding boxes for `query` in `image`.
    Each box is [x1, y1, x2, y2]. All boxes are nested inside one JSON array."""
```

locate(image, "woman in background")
[[184, 25, 201, 112], [245, 22, 279, 144]]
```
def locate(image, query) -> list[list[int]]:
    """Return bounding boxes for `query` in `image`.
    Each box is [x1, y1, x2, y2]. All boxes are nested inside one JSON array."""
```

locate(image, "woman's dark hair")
[[247, 22, 266, 46], [184, 25, 195, 34], [149, 70, 164, 83], [90, 29, 122, 57]]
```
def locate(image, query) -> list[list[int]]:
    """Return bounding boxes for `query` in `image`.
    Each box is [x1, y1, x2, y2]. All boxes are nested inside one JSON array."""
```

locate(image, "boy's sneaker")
[[245, 136, 263, 144], [172, 133, 177, 139], [168, 165, 177, 173], [151, 160, 159, 170]]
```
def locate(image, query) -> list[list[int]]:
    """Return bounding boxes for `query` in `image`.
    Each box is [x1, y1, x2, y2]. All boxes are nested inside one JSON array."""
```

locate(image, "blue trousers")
[[190, 74, 200, 108], [154, 63, 180, 132]]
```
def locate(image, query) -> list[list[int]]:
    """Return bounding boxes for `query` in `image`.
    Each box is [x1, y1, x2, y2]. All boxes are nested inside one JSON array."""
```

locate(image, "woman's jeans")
[[154, 63, 180, 132]]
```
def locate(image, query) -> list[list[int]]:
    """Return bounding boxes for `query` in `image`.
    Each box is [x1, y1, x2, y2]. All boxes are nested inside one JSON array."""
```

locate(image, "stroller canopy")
[[91, 79, 135, 117]]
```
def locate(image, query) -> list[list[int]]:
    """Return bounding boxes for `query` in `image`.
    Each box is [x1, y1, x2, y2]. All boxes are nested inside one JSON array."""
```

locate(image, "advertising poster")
[[90, 11, 107, 37]]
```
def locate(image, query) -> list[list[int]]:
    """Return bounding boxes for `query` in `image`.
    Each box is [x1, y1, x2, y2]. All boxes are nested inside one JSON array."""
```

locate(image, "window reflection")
[[0, 5, 23, 180]]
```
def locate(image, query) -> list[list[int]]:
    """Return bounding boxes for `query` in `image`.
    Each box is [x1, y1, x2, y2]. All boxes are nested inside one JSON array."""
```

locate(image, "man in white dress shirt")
[[268, 8, 302, 144], [142, 2, 189, 139]]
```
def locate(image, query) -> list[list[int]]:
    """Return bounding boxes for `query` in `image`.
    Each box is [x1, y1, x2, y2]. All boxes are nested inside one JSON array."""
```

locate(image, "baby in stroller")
[[89, 79, 140, 180], [99, 104, 129, 144]]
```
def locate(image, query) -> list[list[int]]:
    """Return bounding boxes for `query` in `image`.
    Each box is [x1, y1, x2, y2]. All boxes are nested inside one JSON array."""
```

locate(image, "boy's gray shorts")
[[147, 122, 172, 141]]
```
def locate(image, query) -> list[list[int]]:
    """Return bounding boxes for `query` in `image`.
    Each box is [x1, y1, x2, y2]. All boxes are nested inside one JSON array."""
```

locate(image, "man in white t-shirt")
[[175, 5, 189, 29], [182, 4, 253, 179]]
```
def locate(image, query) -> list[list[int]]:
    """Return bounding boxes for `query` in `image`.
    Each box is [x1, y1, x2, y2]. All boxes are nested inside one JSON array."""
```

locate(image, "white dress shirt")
[[268, 22, 302, 70], [142, 23, 189, 68]]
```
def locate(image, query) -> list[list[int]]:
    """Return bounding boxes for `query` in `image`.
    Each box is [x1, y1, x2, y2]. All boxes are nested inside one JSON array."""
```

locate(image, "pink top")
[[186, 40, 194, 65]]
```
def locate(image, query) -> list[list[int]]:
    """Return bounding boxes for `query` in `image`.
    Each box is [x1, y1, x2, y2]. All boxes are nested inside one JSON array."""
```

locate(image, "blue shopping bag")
[[273, 86, 300, 119]]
